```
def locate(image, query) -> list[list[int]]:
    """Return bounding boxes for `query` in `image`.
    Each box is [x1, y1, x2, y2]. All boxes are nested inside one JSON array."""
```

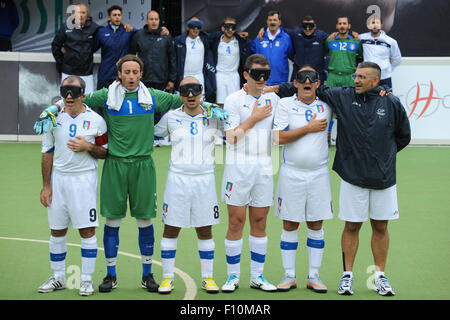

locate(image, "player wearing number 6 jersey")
[[273, 65, 332, 293], [154, 77, 223, 294], [38, 76, 108, 296]]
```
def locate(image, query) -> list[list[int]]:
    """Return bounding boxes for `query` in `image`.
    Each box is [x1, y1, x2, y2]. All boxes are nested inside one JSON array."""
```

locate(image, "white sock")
[[49, 235, 67, 278], [160, 237, 177, 279], [225, 238, 242, 277], [198, 239, 215, 279], [375, 271, 385, 279], [249, 235, 268, 278], [307, 228, 325, 278], [343, 271, 353, 278], [280, 229, 298, 277], [81, 235, 97, 281]]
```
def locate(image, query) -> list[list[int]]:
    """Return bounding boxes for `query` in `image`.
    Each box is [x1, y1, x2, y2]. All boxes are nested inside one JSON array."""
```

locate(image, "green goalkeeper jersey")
[[325, 35, 363, 74], [83, 87, 183, 158]]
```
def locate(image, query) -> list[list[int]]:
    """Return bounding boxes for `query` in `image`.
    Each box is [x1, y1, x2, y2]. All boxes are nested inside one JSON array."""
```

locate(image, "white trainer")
[[337, 274, 354, 295], [221, 274, 240, 293], [250, 275, 277, 292], [373, 275, 395, 296], [79, 280, 94, 296], [38, 274, 66, 293]]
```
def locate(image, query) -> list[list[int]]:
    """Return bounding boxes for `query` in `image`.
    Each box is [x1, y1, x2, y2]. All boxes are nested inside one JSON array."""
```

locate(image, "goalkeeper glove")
[[33, 105, 59, 134], [202, 101, 229, 120]]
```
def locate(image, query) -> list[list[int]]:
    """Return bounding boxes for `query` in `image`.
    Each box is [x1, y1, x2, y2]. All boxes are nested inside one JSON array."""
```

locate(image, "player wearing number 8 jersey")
[[38, 76, 108, 296], [154, 77, 222, 294], [273, 65, 332, 293]]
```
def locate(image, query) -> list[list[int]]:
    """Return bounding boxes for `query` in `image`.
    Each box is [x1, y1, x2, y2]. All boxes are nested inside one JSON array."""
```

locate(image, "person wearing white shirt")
[[38, 76, 108, 297], [360, 17, 402, 89], [272, 65, 333, 293], [154, 77, 222, 294], [221, 54, 279, 293]]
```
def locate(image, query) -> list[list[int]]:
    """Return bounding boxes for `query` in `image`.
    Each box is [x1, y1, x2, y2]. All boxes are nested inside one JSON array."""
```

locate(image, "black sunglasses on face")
[[179, 83, 203, 97], [246, 68, 271, 81], [60, 85, 85, 99], [302, 22, 316, 30], [295, 70, 319, 83], [222, 23, 237, 31]]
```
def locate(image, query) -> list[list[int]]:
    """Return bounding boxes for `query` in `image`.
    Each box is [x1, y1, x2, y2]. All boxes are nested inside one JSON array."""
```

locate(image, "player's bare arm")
[[226, 100, 272, 144], [40, 152, 53, 207], [274, 113, 327, 145], [67, 136, 108, 159]]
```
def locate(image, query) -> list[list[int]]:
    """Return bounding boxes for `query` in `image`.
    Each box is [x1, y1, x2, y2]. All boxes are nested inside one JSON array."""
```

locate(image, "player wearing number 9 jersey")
[[153, 77, 221, 294], [39, 76, 108, 296]]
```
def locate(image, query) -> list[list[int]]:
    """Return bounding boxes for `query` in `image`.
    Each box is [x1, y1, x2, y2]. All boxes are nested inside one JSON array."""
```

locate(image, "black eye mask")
[[179, 83, 203, 97], [247, 68, 271, 81], [295, 70, 319, 83], [60, 85, 85, 99]]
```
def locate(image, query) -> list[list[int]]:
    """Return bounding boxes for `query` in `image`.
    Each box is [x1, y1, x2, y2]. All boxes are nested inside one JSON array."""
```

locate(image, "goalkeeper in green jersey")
[[34, 54, 228, 293]]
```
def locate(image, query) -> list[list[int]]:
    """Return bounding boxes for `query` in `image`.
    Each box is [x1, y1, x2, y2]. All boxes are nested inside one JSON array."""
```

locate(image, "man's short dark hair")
[[62, 75, 86, 90], [337, 16, 350, 24], [107, 5, 122, 16], [267, 10, 281, 20], [244, 54, 270, 70], [357, 61, 381, 77], [302, 15, 314, 22]]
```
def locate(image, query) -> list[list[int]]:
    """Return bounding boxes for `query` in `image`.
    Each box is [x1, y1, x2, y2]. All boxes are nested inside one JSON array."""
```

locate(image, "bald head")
[[180, 76, 200, 87]]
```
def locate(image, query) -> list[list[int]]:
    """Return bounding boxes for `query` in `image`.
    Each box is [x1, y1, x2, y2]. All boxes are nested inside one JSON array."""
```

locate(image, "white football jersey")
[[224, 87, 279, 165], [184, 36, 205, 76], [273, 95, 331, 170], [154, 106, 220, 175], [41, 104, 108, 174], [216, 36, 240, 73]]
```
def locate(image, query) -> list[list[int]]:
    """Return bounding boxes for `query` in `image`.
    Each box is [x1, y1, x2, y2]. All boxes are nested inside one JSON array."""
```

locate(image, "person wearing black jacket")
[[130, 10, 177, 128], [316, 61, 410, 297], [130, 10, 177, 93], [51, 3, 100, 94]]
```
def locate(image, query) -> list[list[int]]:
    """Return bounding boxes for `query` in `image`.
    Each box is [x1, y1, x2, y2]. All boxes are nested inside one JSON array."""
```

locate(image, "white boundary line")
[[0, 236, 197, 300]]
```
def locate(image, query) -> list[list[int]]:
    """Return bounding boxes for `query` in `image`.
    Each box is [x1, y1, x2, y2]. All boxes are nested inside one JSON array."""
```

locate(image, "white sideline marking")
[[0, 236, 197, 300]]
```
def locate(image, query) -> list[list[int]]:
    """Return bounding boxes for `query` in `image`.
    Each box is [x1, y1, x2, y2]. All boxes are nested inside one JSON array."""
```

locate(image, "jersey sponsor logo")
[[376, 108, 386, 118], [352, 101, 361, 107]]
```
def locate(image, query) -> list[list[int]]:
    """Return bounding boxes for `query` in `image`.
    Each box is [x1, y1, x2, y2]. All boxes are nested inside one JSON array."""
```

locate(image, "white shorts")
[[162, 171, 220, 228], [338, 179, 399, 222], [48, 170, 99, 230], [216, 71, 240, 104], [276, 164, 333, 222], [61, 73, 94, 94], [222, 163, 274, 207]]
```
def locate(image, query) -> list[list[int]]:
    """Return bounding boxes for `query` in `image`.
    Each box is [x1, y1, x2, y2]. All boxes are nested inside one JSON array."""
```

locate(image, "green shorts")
[[326, 72, 354, 87], [100, 156, 157, 219]]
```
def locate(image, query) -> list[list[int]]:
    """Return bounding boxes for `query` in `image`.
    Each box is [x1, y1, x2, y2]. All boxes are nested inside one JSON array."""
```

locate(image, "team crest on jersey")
[[203, 118, 210, 126], [316, 105, 325, 113], [278, 197, 282, 207], [163, 203, 168, 213], [83, 121, 91, 129], [226, 182, 233, 191], [265, 99, 272, 107]]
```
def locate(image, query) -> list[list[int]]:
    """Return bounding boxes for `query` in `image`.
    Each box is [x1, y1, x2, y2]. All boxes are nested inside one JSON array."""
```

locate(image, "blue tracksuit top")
[[94, 23, 137, 81], [251, 27, 294, 85]]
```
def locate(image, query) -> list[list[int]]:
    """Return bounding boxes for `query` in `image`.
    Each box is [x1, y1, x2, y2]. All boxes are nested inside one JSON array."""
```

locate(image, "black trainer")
[[142, 273, 159, 292], [99, 274, 117, 292]]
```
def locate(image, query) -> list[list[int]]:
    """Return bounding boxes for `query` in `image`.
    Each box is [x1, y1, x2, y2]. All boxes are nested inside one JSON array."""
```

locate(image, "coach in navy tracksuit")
[[94, 5, 136, 90], [174, 19, 216, 102], [251, 11, 294, 85], [316, 61, 410, 296]]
